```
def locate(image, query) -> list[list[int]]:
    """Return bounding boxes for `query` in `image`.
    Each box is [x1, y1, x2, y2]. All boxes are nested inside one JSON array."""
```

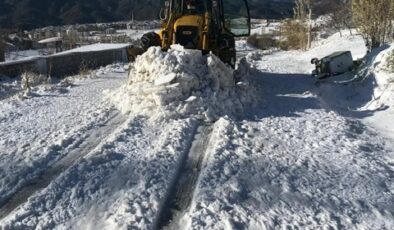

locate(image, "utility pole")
[[0, 34, 5, 62]]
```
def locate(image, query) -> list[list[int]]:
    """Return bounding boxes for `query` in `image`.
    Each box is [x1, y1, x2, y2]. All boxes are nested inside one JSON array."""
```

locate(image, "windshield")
[[172, 0, 208, 14], [222, 0, 250, 36]]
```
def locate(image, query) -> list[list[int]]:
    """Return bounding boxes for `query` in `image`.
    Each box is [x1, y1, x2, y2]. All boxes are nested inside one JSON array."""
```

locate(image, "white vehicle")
[[311, 51, 354, 79]]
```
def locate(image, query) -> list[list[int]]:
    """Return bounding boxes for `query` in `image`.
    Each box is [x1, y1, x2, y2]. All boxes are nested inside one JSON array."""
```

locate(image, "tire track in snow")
[[157, 123, 213, 230], [0, 111, 126, 220]]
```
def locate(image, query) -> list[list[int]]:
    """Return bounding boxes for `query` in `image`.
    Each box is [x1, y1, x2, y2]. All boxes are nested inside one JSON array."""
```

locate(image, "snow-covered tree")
[[353, 0, 394, 49]]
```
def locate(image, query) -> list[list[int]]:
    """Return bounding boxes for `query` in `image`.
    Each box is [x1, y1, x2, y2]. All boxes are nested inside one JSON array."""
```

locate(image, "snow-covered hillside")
[[0, 31, 393, 230]]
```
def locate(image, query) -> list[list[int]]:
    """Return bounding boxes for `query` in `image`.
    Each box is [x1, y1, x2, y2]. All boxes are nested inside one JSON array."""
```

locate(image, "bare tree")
[[293, 0, 314, 50], [306, 0, 313, 50], [294, 0, 307, 21], [353, 0, 394, 49], [65, 30, 80, 49], [323, 0, 353, 37]]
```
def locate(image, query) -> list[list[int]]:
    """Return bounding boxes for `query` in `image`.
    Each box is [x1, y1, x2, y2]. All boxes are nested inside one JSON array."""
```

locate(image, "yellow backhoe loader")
[[128, 0, 251, 68]]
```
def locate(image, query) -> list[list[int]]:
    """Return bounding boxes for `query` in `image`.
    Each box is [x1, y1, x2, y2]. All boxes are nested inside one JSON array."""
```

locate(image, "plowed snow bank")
[[362, 44, 394, 144], [108, 45, 255, 121]]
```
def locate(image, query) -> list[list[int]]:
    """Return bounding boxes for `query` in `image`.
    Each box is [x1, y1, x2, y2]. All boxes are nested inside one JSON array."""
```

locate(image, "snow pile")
[[360, 44, 394, 141], [108, 45, 255, 122], [364, 45, 394, 109], [96, 63, 128, 76]]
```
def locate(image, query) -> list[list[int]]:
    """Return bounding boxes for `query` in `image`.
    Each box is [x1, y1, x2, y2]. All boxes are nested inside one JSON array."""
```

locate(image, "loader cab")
[[184, 0, 207, 14], [163, 0, 250, 32], [158, 0, 250, 67], [221, 0, 250, 37], [167, 0, 209, 15]]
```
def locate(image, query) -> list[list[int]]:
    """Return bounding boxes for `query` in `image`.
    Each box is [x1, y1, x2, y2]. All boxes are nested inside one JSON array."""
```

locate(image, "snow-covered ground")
[[187, 57, 394, 229], [0, 66, 128, 209], [0, 30, 393, 230], [4, 50, 42, 62]]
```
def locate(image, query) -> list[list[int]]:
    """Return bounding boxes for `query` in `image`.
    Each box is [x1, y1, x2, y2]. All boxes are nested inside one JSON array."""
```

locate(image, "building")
[[38, 37, 63, 54]]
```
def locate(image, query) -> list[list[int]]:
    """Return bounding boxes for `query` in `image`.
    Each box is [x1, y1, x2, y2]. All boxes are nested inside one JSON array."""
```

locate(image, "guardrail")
[[0, 45, 131, 78]]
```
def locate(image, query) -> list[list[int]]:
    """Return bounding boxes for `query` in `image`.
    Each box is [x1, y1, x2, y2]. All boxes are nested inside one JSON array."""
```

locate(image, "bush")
[[79, 64, 90, 76], [279, 19, 308, 50], [247, 34, 278, 50], [21, 72, 48, 89]]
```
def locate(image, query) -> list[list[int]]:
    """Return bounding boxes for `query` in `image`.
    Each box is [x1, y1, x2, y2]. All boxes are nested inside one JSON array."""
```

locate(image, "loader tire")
[[141, 32, 161, 51], [127, 46, 145, 62]]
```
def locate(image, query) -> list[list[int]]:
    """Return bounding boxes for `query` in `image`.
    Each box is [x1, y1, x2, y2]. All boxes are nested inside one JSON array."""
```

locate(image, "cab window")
[[222, 0, 250, 36], [183, 0, 207, 14]]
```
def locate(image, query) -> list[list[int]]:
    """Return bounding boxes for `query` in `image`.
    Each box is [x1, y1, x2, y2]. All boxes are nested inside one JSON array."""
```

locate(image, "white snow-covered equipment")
[[311, 51, 354, 79]]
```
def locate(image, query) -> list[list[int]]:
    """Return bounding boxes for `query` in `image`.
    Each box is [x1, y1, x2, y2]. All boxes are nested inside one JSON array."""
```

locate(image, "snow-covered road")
[[187, 69, 394, 229], [0, 71, 127, 218], [0, 32, 393, 230]]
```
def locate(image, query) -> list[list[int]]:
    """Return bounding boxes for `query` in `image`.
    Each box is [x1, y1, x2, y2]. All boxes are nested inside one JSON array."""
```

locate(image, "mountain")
[[249, 0, 295, 19], [0, 0, 295, 30]]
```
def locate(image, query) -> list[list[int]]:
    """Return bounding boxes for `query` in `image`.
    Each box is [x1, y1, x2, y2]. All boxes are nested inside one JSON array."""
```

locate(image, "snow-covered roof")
[[52, 43, 131, 56], [38, 37, 63, 44]]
